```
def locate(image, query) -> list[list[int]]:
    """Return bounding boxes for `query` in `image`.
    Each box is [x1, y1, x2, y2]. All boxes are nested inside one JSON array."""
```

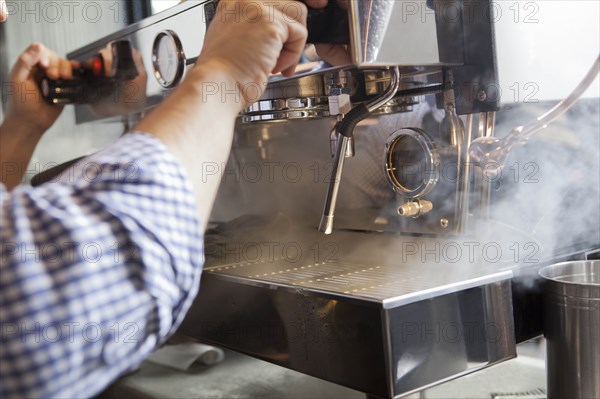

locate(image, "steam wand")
[[319, 67, 401, 234], [470, 55, 600, 178]]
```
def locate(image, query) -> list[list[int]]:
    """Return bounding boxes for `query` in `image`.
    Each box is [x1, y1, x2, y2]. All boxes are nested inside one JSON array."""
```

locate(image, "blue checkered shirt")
[[0, 132, 204, 398]]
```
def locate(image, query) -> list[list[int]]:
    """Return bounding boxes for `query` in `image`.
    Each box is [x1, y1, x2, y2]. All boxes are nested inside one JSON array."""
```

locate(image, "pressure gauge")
[[152, 30, 185, 88], [385, 128, 439, 198]]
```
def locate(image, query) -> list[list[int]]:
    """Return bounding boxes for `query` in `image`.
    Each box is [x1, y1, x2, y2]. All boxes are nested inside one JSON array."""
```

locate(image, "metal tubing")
[[319, 135, 350, 234]]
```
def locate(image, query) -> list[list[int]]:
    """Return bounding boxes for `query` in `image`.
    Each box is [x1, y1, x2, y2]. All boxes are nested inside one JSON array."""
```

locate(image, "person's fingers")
[[277, 23, 309, 76], [11, 43, 67, 81], [314, 43, 352, 66], [45, 57, 60, 79], [271, 0, 308, 24], [271, 5, 309, 76], [58, 58, 74, 79], [10, 43, 44, 82], [304, 0, 328, 9], [40, 46, 64, 80]]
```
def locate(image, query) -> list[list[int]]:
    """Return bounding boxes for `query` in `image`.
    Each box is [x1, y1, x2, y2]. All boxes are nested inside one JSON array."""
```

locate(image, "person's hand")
[[304, 0, 352, 66], [3, 43, 78, 137], [1, 43, 78, 189], [195, 0, 309, 108]]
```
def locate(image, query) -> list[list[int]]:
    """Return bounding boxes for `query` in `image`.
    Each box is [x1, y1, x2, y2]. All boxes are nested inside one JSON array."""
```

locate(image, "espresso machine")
[[40, 1, 599, 398]]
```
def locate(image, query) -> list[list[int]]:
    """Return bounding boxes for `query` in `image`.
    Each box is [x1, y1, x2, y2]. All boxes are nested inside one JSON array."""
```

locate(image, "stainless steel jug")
[[539, 260, 600, 399]]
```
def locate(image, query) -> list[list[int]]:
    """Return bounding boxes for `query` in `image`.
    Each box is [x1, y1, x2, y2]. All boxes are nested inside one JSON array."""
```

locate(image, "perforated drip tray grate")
[[204, 258, 512, 308]]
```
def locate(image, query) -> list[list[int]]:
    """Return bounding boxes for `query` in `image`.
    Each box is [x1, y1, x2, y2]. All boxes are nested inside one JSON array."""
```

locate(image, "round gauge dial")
[[152, 30, 185, 88], [385, 128, 439, 198]]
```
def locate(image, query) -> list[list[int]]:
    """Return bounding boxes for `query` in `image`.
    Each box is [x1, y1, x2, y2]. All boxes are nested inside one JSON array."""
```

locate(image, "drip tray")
[[181, 233, 517, 398], [203, 259, 513, 309]]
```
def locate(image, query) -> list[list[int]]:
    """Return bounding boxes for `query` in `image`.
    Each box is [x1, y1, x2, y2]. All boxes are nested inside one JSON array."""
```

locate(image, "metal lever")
[[319, 67, 401, 234]]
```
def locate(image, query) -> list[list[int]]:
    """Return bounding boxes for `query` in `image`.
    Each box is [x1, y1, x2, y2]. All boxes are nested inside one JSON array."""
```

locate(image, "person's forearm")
[[135, 63, 242, 230], [0, 119, 45, 190]]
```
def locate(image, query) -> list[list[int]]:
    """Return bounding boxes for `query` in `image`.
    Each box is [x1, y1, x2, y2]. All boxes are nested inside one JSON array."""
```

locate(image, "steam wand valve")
[[319, 67, 401, 234], [469, 55, 600, 179]]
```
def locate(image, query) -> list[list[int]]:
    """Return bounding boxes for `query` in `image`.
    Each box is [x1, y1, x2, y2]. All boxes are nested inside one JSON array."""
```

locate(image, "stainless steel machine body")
[[62, 1, 598, 398]]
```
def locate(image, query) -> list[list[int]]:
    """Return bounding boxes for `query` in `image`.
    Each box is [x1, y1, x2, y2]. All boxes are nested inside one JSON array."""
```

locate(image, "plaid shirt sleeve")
[[0, 132, 204, 398]]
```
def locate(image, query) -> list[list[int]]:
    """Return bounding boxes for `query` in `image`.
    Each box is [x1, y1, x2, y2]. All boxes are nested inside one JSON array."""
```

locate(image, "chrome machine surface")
[[60, 1, 598, 398]]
